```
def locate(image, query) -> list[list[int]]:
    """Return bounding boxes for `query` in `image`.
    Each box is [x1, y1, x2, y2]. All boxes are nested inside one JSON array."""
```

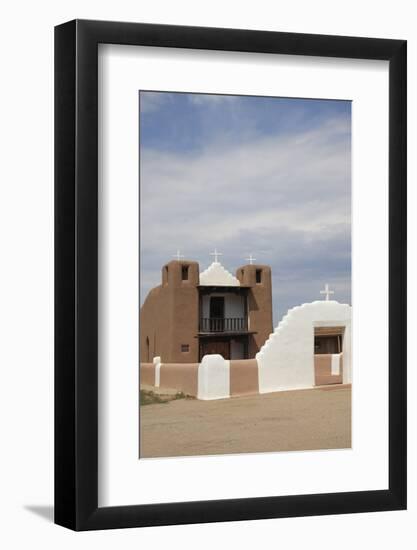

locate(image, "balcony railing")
[[199, 317, 248, 333]]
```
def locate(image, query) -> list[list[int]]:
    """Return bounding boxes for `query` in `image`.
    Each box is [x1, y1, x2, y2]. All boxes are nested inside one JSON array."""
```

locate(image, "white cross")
[[173, 249, 184, 261], [320, 283, 335, 301], [209, 248, 223, 263], [245, 254, 256, 265]]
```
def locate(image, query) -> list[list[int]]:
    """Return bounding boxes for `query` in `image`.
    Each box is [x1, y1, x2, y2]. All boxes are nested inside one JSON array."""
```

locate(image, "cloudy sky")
[[139, 91, 351, 325]]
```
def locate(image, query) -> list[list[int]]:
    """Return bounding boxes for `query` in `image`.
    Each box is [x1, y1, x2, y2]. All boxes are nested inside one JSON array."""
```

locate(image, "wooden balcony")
[[199, 317, 248, 333]]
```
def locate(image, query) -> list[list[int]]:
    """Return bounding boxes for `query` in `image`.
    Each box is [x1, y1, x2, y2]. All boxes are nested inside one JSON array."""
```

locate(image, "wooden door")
[[201, 340, 230, 359]]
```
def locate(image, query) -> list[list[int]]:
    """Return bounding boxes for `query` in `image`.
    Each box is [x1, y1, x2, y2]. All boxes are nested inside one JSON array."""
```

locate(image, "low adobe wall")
[[230, 359, 259, 396], [140, 362, 155, 386], [140, 355, 260, 400], [159, 363, 199, 396], [140, 353, 348, 400]]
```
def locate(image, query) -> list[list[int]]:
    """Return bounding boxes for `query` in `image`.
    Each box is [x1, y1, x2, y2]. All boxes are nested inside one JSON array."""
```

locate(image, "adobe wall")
[[159, 363, 200, 396], [140, 362, 155, 386], [230, 359, 259, 396]]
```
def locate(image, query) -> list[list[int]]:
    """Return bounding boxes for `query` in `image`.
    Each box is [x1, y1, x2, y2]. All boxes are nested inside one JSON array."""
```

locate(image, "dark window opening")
[[210, 297, 225, 318], [256, 269, 262, 284], [181, 265, 189, 281], [209, 297, 225, 331], [314, 335, 341, 354], [181, 344, 189, 353], [163, 266, 168, 285]]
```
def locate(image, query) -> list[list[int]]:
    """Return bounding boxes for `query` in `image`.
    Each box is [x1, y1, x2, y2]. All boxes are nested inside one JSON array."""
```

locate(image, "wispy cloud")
[[140, 93, 351, 323]]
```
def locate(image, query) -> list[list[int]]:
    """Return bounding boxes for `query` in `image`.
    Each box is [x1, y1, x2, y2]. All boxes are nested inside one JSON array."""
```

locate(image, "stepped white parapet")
[[199, 261, 240, 286], [256, 300, 352, 393]]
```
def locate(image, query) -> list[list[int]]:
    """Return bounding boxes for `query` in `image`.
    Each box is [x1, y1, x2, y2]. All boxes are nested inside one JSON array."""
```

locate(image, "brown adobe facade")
[[140, 259, 273, 363]]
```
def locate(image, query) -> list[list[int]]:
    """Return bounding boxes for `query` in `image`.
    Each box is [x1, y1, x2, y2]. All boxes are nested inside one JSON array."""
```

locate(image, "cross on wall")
[[209, 248, 223, 263], [320, 283, 335, 301]]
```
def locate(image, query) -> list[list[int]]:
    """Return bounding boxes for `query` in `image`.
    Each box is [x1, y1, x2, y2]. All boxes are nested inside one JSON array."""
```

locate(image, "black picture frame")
[[55, 19, 407, 531]]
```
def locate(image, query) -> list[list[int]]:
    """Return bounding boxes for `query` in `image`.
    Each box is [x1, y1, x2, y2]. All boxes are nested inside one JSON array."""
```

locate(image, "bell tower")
[[236, 262, 273, 357], [161, 259, 200, 362]]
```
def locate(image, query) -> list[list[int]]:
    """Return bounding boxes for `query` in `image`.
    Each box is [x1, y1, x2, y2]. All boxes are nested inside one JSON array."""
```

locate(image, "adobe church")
[[140, 251, 273, 363]]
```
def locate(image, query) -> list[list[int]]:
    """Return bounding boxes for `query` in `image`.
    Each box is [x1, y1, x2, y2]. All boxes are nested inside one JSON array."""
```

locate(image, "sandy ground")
[[139, 385, 351, 458]]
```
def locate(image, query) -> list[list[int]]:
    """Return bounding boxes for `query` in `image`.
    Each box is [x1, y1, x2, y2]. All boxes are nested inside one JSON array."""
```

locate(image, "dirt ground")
[[139, 385, 351, 458]]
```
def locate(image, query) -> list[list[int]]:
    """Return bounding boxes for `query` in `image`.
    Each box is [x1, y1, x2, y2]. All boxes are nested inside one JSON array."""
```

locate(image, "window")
[[256, 269, 262, 284], [314, 336, 340, 354], [181, 344, 189, 353], [314, 327, 344, 354], [181, 265, 189, 281]]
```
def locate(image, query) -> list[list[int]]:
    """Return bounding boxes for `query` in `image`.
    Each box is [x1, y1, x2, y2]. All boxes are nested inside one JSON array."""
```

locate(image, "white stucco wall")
[[197, 354, 230, 400], [256, 300, 352, 393], [153, 356, 161, 387], [199, 261, 240, 286]]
